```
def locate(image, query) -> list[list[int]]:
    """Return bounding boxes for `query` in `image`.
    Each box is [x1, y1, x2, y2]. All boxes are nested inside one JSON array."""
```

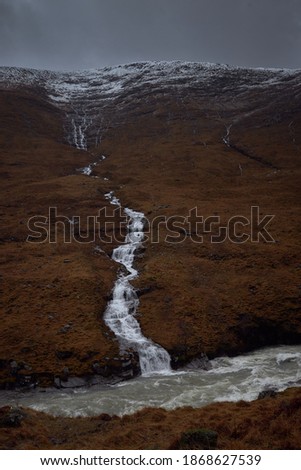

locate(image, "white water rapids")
[[0, 345, 300, 417], [104, 192, 171, 375]]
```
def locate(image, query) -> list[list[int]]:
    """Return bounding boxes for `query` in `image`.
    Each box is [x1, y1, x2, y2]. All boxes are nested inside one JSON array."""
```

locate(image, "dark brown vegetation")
[[0, 88, 121, 387]]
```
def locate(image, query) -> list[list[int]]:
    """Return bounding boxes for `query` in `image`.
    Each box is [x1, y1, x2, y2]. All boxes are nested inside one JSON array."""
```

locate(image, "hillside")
[[0, 61, 300, 387]]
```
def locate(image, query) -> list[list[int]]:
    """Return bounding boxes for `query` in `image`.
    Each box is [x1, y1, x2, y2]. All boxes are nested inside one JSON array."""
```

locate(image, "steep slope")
[[0, 62, 300, 386], [0, 87, 121, 387]]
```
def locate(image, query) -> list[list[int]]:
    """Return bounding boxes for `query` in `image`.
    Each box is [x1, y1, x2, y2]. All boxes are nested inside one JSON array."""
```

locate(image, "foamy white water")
[[68, 104, 170, 375], [104, 193, 171, 375], [0, 345, 300, 417]]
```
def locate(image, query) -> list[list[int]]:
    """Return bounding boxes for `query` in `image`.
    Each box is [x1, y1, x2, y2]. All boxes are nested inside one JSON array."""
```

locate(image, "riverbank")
[[1, 387, 300, 449], [0, 344, 299, 421]]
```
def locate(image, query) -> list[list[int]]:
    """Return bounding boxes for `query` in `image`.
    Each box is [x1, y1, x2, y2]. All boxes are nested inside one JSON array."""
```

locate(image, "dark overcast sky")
[[0, 0, 300, 71]]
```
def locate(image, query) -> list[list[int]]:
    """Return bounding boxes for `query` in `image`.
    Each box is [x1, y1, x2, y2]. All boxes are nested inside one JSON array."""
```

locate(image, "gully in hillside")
[[104, 192, 171, 376]]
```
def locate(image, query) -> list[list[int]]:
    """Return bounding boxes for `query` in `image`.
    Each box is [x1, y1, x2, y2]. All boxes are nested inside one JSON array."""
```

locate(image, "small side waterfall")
[[223, 123, 233, 147], [71, 117, 88, 150], [104, 193, 171, 376]]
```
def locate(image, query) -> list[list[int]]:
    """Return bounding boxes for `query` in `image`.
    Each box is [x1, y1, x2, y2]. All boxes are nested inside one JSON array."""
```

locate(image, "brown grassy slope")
[[0, 77, 300, 384], [98, 98, 301, 363], [0, 88, 122, 386], [0, 387, 300, 450], [0, 72, 300, 451]]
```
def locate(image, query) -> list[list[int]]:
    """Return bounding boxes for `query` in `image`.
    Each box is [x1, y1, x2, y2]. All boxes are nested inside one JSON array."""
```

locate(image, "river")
[[0, 345, 300, 417]]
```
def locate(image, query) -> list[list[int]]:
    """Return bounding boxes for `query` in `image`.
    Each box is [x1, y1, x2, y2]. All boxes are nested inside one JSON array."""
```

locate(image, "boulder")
[[258, 388, 278, 399], [174, 428, 218, 450], [0, 407, 25, 428]]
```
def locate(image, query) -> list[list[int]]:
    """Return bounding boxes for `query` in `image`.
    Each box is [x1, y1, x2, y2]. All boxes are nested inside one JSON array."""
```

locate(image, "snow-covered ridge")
[[0, 61, 300, 96], [1, 61, 300, 116], [1, 61, 300, 150]]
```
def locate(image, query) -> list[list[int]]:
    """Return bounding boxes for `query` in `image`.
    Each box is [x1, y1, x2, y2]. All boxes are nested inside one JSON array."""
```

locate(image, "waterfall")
[[71, 117, 87, 150], [67, 111, 171, 376], [104, 193, 171, 376], [223, 123, 233, 147]]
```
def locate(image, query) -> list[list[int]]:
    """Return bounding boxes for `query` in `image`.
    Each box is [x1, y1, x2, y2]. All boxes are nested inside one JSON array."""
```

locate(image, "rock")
[[175, 428, 218, 450], [56, 351, 73, 360], [94, 246, 106, 255], [121, 359, 134, 379], [61, 367, 69, 382], [258, 388, 278, 399], [59, 324, 72, 334], [54, 377, 62, 388], [92, 362, 102, 374], [9, 360, 18, 375], [185, 353, 212, 371], [60, 377, 87, 388], [121, 369, 134, 379], [136, 286, 155, 297], [17, 374, 35, 387], [0, 407, 25, 428]]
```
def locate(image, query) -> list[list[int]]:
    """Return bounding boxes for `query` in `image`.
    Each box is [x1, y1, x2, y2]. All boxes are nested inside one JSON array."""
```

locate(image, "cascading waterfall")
[[70, 113, 92, 150], [104, 192, 171, 375], [223, 123, 233, 147], [71, 117, 86, 150]]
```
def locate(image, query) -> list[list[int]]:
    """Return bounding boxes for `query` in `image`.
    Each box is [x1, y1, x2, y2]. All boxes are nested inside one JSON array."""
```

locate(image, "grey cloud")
[[0, 0, 300, 70]]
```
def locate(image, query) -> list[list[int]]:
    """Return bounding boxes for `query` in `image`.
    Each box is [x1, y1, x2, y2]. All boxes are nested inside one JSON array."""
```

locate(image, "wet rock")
[[98, 413, 112, 422], [54, 377, 62, 388], [17, 374, 36, 388], [0, 378, 17, 390], [91, 361, 111, 377], [258, 387, 278, 399], [185, 353, 212, 371], [174, 428, 218, 450], [9, 360, 18, 375], [61, 367, 69, 382], [121, 358, 134, 379], [60, 377, 87, 388]]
